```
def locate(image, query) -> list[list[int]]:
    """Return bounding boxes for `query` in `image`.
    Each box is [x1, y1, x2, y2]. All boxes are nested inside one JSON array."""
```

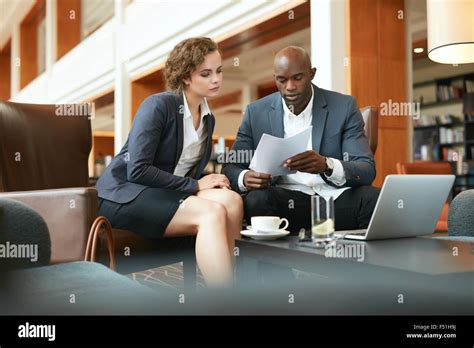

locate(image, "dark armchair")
[[360, 106, 379, 155], [0, 101, 107, 264], [0, 101, 196, 287]]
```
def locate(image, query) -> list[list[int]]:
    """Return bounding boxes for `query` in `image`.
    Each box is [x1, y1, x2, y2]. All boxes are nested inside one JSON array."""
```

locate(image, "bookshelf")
[[0, 40, 11, 100], [86, 90, 115, 179], [413, 72, 474, 195], [413, 73, 474, 161], [413, 117, 474, 161], [413, 73, 474, 107]]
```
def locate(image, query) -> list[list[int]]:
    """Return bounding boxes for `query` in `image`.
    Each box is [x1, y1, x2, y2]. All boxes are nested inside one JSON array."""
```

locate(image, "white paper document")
[[249, 126, 312, 176]]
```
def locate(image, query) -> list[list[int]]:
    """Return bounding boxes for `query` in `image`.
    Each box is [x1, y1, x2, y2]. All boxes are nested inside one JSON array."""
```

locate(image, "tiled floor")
[[126, 262, 327, 292], [126, 262, 206, 292]]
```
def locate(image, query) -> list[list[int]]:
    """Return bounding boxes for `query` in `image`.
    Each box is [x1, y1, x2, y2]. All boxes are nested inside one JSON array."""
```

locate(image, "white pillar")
[[45, 0, 57, 102], [114, 0, 131, 154], [241, 83, 256, 112], [10, 24, 20, 98], [45, 0, 57, 72], [310, 0, 347, 94]]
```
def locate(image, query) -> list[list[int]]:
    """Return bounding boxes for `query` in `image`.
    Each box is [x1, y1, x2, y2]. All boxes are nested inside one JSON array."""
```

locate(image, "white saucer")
[[240, 227, 290, 240]]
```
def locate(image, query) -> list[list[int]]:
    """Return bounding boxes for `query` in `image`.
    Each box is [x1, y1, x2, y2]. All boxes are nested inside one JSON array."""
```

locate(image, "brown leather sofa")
[[0, 101, 196, 287]]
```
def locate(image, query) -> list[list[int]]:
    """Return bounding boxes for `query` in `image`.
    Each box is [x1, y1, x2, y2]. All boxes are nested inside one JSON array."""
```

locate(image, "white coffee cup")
[[251, 216, 289, 232]]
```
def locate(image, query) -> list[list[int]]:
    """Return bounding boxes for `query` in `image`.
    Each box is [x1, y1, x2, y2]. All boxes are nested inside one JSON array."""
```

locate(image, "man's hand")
[[243, 170, 272, 190], [284, 150, 328, 174]]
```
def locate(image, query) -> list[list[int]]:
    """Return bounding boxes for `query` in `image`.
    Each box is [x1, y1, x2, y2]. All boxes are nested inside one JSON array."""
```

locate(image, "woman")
[[96, 37, 243, 287]]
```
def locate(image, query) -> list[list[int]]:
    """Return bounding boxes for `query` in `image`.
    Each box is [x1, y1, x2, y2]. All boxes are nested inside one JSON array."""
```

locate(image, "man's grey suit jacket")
[[222, 84, 375, 193]]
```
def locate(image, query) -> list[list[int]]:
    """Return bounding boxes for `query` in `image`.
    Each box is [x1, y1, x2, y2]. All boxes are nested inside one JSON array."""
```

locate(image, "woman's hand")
[[198, 174, 231, 191]]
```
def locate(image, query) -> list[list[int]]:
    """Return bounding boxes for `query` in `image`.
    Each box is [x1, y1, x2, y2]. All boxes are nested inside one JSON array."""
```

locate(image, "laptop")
[[339, 175, 455, 240]]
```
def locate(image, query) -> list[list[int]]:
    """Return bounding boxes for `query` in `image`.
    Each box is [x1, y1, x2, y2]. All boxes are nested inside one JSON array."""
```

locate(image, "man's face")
[[274, 57, 315, 112]]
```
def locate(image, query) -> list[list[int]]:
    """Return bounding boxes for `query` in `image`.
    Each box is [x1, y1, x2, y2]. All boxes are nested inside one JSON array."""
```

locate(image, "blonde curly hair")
[[165, 37, 219, 93]]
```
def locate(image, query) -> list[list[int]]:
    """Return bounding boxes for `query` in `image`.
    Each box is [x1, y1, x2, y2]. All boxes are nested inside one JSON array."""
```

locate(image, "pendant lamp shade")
[[427, 0, 474, 64]]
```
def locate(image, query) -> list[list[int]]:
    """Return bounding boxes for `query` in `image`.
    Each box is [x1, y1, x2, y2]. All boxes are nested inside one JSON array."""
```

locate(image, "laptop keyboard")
[[337, 229, 367, 236]]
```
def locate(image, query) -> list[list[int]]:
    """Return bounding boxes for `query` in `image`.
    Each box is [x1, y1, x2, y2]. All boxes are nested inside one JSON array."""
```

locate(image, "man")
[[222, 46, 380, 233]]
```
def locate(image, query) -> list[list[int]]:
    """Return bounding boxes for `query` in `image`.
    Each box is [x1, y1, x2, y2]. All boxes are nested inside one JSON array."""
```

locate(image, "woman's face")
[[184, 50, 223, 98]]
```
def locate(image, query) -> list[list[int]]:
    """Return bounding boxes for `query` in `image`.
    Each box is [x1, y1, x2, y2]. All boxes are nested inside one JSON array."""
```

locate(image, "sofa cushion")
[[448, 190, 474, 237], [0, 198, 51, 272]]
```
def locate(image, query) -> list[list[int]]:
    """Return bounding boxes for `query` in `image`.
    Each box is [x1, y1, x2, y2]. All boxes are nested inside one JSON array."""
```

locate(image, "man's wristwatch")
[[324, 157, 335, 176]]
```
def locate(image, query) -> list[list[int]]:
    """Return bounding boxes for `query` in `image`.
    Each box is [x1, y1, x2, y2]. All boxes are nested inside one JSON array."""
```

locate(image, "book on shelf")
[[442, 147, 465, 161], [417, 144, 435, 161], [466, 79, 474, 93], [414, 114, 459, 127], [439, 114, 458, 124], [414, 115, 436, 127], [436, 84, 463, 101], [439, 127, 464, 144]]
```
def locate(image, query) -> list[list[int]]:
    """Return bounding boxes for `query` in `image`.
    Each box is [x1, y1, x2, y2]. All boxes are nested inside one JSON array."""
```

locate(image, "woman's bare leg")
[[196, 189, 244, 256], [163, 196, 233, 287]]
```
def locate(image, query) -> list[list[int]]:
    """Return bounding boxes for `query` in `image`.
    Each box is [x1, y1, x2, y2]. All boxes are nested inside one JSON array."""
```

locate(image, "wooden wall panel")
[[131, 82, 161, 123], [131, 70, 166, 122], [208, 90, 241, 109], [377, 0, 405, 60], [257, 80, 278, 99], [348, 56, 378, 106], [219, 2, 310, 60], [347, 0, 378, 58], [93, 134, 114, 161], [412, 39, 428, 60], [57, 0, 81, 60], [0, 40, 11, 100], [375, 128, 408, 180], [20, 22, 38, 89], [377, 60, 408, 129], [347, 0, 408, 187], [20, 0, 45, 89]]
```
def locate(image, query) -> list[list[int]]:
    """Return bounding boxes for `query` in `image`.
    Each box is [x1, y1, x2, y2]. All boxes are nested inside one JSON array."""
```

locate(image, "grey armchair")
[[447, 189, 474, 238]]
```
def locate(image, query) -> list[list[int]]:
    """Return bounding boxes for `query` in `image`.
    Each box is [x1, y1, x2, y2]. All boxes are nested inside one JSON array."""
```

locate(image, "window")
[[81, 0, 114, 39]]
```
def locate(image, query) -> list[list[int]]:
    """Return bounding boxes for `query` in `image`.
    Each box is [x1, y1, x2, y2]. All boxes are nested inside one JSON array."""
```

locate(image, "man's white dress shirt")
[[238, 89, 350, 200]]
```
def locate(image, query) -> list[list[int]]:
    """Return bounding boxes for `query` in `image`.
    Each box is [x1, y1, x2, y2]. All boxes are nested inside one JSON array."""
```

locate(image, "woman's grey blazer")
[[96, 92, 215, 204]]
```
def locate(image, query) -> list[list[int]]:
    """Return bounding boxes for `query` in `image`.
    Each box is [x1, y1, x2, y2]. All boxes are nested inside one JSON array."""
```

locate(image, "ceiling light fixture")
[[427, 0, 474, 64]]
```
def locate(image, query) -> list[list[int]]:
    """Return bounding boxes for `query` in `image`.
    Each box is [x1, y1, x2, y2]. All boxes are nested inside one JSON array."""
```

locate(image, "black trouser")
[[243, 185, 381, 232]]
